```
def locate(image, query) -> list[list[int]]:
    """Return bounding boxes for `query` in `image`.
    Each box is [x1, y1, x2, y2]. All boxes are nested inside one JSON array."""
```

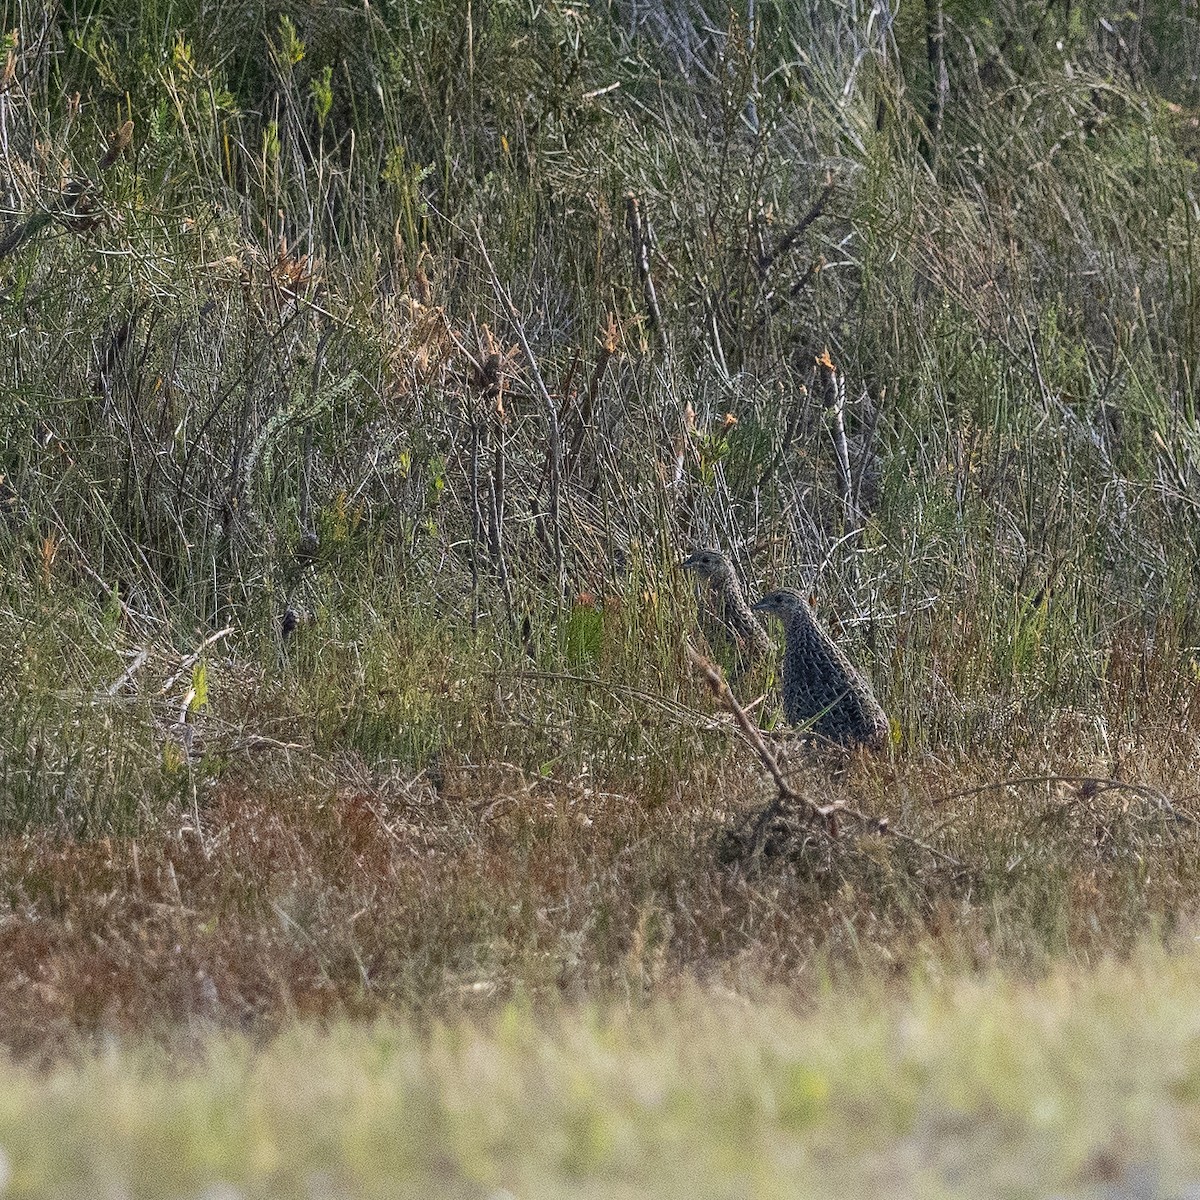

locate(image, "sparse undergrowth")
[[4, 707, 1200, 1060]]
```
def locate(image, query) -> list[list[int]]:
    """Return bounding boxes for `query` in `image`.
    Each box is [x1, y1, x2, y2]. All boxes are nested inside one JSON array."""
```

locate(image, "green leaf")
[[190, 660, 209, 714]]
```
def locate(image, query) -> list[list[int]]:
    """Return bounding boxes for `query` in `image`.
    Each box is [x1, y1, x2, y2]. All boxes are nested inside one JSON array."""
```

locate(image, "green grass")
[[6, 3, 1200, 1193], [5, 949, 1200, 1198]]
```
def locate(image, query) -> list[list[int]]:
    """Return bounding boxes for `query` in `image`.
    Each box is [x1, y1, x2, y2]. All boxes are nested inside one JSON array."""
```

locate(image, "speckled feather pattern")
[[681, 550, 773, 661], [713, 572, 773, 659], [759, 589, 889, 749]]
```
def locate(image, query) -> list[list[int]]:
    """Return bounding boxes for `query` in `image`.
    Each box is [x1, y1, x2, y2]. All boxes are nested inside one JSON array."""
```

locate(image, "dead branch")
[[686, 644, 838, 850], [687, 645, 963, 868], [475, 226, 566, 595]]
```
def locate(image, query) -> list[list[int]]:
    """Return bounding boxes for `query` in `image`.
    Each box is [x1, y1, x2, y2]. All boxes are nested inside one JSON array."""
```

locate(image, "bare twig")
[[625, 193, 663, 335], [759, 173, 835, 272], [687, 646, 963, 868], [105, 648, 149, 696], [475, 226, 566, 596], [922, 0, 947, 170], [159, 626, 235, 696], [927, 773, 1197, 827], [686, 644, 837, 850], [511, 666, 732, 734], [817, 350, 856, 528]]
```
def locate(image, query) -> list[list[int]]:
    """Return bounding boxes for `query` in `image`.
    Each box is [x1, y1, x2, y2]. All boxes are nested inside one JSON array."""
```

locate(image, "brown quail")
[[682, 548, 773, 666], [751, 588, 889, 750]]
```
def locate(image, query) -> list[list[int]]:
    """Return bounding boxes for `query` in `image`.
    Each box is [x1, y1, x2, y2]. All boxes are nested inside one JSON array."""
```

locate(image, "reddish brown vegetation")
[[4, 736, 1200, 1061]]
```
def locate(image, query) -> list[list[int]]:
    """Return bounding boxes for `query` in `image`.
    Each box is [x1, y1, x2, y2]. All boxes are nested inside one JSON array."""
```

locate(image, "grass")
[[5, 949, 1200, 1198], [2, 722, 1199, 1056], [5, 0, 1200, 1192]]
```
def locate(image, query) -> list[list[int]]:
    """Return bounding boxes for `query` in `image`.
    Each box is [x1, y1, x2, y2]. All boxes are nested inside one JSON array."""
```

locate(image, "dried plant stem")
[[625, 193, 663, 334], [923, 0, 947, 170], [686, 644, 837, 842], [159, 626, 234, 696], [687, 645, 962, 868], [818, 352, 856, 528], [487, 408, 516, 623], [475, 226, 565, 596], [760, 173, 835, 271], [927, 774, 1196, 827]]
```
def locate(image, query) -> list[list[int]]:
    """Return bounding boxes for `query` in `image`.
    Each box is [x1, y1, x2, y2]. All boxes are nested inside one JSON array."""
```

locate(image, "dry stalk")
[[686, 644, 838, 848], [625, 193, 663, 334], [817, 349, 855, 529], [105, 647, 150, 696], [923, 0, 947, 170], [759, 172, 835, 272], [159, 626, 235, 696], [687, 645, 964, 869], [467, 405, 485, 629], [926, 773, 1197, 828], [568, 313, 620, 470], [475, 226, 566, 596]]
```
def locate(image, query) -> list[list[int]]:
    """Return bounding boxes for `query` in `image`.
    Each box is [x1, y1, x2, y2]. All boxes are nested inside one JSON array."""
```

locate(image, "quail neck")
[[681, 548, 772, 661]]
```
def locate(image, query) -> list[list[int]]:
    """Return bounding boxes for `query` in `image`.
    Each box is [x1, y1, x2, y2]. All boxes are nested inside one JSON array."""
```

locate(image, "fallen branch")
[[686, 644, 838, 852], [687, 644, 963, 869]]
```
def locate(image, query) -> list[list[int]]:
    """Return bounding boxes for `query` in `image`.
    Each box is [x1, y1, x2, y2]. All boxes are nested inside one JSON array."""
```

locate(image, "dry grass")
[[4, 692, 1200, 1063]]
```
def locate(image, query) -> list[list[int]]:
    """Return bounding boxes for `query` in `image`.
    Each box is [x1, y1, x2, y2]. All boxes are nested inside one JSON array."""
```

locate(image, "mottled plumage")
[[681, 548, 773, 664], [751, 587, 889, 750]]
